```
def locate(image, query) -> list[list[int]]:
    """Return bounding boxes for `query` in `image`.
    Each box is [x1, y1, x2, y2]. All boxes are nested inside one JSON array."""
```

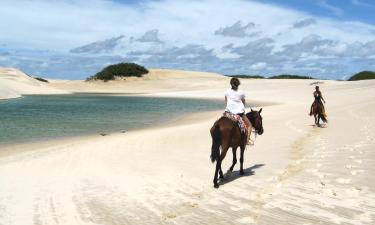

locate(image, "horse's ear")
[[259, 108, 262, 114], [251, 108, 254, 112]]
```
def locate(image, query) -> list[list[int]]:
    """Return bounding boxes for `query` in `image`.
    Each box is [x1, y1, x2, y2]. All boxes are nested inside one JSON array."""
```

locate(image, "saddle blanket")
[[223, 111, 246, 134]]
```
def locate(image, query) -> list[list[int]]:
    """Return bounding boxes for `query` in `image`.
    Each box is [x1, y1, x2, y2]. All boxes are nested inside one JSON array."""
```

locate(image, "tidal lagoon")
[[0, 95, 222, 145]]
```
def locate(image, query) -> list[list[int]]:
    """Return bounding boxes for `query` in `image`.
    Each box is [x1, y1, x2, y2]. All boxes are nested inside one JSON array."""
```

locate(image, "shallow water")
[[0, 95, 222, 145]]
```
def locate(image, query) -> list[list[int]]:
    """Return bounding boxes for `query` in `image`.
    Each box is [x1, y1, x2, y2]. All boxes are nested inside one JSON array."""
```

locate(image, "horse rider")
[[225, 78, 252, 144], [309, 85, 326, 116]]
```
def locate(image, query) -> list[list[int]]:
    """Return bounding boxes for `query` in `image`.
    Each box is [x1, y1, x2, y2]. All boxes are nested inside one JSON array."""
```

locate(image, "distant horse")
[[210, 108, 264, 188], [312, 101, 327, 127]]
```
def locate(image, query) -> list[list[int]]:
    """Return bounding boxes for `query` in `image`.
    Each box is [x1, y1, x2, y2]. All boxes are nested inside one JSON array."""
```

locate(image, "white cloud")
[[137, 29, 163, 43], [351, 0, 374, 7], [1, 0, 374, 50], [215, 21, 258, 38], [293, 18, 316, 28], [250, 62, 267, 70], [70, 35, 125, 54], [316, 0, 343, 16], [0, 0, 375, 79]]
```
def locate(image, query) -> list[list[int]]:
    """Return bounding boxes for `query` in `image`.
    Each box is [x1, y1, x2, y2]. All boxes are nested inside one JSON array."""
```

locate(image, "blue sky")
[[260, 0, 375, 23], [0, 0, 374, 79], [115, 0, 375, 24]]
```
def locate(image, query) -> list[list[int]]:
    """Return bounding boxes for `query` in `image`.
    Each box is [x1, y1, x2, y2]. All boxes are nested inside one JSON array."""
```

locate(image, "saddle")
[[223, 111, 246, 134]]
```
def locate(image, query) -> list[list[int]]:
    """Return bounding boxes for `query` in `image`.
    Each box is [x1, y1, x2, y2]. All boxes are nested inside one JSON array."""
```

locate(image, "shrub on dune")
[[348, 71, 375, 81], [227, 75, 265, 79], [34, 77, 49, 83], [87, 62, 149, 81], [268, 74, 313, 79]]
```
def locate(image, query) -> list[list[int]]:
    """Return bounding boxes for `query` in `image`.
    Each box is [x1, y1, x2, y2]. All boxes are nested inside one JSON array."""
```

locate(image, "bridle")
[[248, 111, 261, 134], [247, 109, 262, 145]]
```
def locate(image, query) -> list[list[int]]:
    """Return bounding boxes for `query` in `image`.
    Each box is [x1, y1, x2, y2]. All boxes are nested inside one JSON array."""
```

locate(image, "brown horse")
[[210, 108, 264, 188], [312, 101, 327, 127]]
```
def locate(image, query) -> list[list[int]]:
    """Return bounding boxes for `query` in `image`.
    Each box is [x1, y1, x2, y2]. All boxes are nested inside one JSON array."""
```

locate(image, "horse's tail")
[[318, 102, 328, 123], [210, 124, 221, 163], [320, 112, 328, 123]]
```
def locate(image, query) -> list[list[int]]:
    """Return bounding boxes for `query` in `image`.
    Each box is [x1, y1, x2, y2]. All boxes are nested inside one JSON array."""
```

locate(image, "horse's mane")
[[246, 111, 256, 125]]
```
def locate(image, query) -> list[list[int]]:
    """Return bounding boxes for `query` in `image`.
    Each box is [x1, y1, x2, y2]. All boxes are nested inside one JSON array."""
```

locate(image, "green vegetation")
[[227, 75, 265, 79], [228, 70, 375, 81], [268, 74, 313, 79], [34, 77, 49, 83], [87, 62, 149, 81], [348, 71, 375, 81], [227, 74, 313, 79]]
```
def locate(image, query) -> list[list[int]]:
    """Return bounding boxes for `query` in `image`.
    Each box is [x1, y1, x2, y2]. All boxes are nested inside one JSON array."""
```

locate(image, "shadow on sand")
[[218, 164, 265, 186], [309, 124, 328, 128]]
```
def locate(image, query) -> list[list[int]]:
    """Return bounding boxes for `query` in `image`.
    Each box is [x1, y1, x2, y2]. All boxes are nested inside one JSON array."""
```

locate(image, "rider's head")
[[230, 78, 240, 90], [315, 86, 319, 91]]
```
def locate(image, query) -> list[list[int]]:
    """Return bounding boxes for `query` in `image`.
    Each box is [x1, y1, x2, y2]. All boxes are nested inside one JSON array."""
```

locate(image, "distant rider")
[[309, 86, 326, 116]]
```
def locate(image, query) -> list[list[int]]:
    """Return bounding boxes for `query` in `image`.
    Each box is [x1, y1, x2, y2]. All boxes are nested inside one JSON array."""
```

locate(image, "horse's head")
[[246, 108, 264, 135]]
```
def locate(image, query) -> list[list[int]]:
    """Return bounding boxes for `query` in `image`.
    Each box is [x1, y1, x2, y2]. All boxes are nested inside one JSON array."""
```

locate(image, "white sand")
[[48, 68, 227, 96], [0, 68, 375, 224], [0, 68, 69, 99]]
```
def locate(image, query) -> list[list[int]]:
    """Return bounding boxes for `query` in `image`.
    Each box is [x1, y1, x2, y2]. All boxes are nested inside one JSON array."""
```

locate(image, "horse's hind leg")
[[213, 146, 229, 188], [239, 145, 245, 175], [229, 147, 238, 172], [317, 115, 321, 127], [219, 148, 229, 179], [213, 160, 221, 188]]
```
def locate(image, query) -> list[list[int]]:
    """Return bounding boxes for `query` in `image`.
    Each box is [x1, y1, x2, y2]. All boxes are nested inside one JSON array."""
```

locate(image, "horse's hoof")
[[219, 174, 224, 179], [214, 183, 219, 188], [226, 170, 232, 177], [240, 171, 245, 175]]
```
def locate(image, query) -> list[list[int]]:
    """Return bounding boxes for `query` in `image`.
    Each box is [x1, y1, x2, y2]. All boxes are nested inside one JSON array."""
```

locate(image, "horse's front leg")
[[219, 166, 224, 179], [239, 146, 245, 175]]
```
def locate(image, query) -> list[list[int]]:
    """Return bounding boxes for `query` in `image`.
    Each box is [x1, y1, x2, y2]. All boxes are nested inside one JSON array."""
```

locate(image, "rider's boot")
[[246, 129, 253, 145]]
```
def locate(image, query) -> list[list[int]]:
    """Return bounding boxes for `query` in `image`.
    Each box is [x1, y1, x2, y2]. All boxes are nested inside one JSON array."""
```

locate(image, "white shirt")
[[225, 89, 245, 114]]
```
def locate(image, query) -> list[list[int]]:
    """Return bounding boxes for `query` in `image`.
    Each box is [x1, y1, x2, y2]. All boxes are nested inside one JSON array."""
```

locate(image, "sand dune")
[[48, 69, 227, 95], [0, 67, 224, 99], [0, 68, 375, 224], [0, 68, 69, 99]]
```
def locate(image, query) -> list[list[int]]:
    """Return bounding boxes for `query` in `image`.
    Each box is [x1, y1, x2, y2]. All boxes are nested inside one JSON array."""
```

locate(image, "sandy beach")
[[0, 68, 375, 224]]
